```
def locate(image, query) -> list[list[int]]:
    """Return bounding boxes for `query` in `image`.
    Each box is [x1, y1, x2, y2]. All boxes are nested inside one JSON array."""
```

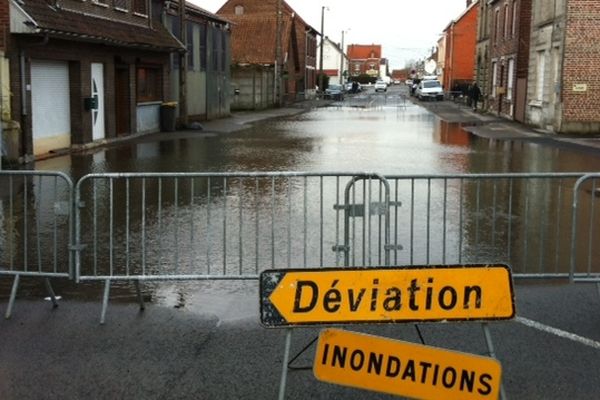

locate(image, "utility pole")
[[179, 0, 188, 127], [339, 30, 346, 85], [275, 0, 283, 106], [318, 6, 326, 94]]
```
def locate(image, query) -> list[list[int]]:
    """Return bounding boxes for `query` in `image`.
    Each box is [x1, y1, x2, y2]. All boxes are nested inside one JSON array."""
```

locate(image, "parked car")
[[324, 84, 345, 100], [415, 79, 444, 101], [374, 80, 387, 93]]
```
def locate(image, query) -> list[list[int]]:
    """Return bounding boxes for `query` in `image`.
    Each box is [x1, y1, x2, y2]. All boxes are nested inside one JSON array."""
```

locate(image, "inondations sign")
[[260, 265, 514, 327], [314, 328, 502, 400]]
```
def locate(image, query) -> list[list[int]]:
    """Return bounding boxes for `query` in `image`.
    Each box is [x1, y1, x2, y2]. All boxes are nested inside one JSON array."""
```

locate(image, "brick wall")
[[444, 4, 478, 89], [562, 0, 600, 127], [0, 0, 8, 52], [487, 0, 531, 117]]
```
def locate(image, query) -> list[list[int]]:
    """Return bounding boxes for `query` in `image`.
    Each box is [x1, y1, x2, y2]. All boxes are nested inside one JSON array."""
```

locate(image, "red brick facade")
[[0, 0, 8, 52], [218, 0, 317, 100], [347, 44, 382, 77], [562, 0, 600, 131], [443, 2, 478, 90], [487, 0, 531, 120]]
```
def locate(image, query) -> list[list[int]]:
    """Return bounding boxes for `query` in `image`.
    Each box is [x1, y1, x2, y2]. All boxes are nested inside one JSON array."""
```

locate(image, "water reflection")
[[6, 105, 600, 306]]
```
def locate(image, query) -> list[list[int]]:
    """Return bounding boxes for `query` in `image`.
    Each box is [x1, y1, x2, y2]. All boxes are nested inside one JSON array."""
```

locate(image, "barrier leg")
[[278, 329, 293, 400], [100, 279, 111, 325], [44, 278, 59, 309], [134, 280, 145, 311], [482, 323, 507, 400], [5, 274, 20, 319]]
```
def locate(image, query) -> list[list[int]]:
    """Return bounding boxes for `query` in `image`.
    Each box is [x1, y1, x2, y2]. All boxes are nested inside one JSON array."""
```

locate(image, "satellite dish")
[[425, 59, 437, 74]]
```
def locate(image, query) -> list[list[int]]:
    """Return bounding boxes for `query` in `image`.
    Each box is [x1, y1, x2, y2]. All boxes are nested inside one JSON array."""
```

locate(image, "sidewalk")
[[34, 99, 334, 162], [412, 97, 600, 153], [201, 98, 333, 134]]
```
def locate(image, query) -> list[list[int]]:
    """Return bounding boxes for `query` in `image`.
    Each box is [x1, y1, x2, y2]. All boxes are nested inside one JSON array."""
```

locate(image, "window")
[[511, 1, 518, 37], [221, 29, 227, 72], [503, 5, 510, 38], [234, 5, 244, 15], [507, 58, 515, 100], [136, 66, 162, 102], [536, 51, 546, 100], [491, 61, 498, 97], [133, 0, 146, 15], [494, 9, 500, 44], [187, 23, 195, 70], [114, 0, 128, 10], [199, 24, 207, 71], [212, 27, 220, 71]]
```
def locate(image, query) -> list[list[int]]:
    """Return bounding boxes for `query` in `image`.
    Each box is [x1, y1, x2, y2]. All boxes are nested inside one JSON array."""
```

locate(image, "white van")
[[415, 80, 444, 101]]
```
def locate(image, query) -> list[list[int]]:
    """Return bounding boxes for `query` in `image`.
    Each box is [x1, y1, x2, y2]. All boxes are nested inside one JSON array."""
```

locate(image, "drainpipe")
[[558, 0, 567, 133]]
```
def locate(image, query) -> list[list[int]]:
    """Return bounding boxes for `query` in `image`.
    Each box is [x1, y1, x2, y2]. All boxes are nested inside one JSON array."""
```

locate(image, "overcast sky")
[[190, 0, 469, 69]]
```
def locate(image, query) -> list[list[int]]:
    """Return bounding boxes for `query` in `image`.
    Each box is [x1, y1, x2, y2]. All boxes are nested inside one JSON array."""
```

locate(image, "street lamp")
[[339, 29, 350, 84], [318, 6, 329, 95]]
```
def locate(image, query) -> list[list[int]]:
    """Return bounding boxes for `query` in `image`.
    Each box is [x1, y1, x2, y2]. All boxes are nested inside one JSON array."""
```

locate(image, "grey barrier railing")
[[0, 171, 73, 318], [2, 171, 598, 322], [74, 172, 392, 323], [571, 173, 600, 283]]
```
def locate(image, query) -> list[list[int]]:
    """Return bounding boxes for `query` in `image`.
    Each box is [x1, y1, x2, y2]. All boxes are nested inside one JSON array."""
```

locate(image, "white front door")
[[91, 63, 105, 141]]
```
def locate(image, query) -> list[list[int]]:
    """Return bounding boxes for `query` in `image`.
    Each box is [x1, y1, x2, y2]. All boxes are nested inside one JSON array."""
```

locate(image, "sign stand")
[[482, 323, 507, 400], [278, 329, 293, 400], [264, 266, 515, 400]]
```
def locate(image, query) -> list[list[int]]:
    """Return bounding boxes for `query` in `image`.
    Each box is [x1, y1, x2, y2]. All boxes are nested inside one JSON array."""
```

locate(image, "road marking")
[[516, 316, 600, 350]]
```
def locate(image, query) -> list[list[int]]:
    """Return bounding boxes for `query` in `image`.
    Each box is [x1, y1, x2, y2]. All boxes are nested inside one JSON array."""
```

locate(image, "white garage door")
[[31, 60, 71, 155]]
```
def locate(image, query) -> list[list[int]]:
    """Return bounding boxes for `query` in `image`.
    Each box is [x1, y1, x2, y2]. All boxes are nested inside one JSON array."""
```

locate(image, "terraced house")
[[2, 0, 183, 161]]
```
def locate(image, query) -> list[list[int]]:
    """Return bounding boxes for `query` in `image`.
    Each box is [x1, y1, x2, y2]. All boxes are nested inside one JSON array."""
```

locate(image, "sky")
[[190, 0, 469, 70]]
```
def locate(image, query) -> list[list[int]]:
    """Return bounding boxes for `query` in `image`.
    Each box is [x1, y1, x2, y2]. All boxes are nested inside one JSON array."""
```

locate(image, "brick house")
[[347, 44, 382, 79], [442, 1, 478, 92], [217, 0, 318, 108], [2, 0, 182, 161], [487, 0, 532, 121], [527, 0, 600, 134]]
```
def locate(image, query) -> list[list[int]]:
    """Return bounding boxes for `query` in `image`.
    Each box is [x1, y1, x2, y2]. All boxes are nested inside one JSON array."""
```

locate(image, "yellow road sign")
[[260, 265, 514, 327], [314, 328, 502, 400]]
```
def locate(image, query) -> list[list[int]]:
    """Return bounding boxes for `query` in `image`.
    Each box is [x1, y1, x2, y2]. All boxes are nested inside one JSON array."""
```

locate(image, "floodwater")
[[3, 90, 600, 310]]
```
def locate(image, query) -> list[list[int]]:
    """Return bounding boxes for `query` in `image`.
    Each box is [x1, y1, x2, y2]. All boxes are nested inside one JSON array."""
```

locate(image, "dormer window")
[[234, 5, 244, 15]]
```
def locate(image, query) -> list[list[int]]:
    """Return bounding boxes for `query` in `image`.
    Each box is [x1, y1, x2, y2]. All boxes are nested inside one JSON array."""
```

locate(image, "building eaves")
[[17, 0, 183, 51]]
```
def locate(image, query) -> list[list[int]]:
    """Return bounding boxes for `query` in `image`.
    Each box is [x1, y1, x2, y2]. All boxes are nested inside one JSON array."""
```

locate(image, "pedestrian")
[[470, 82, 481, 111]]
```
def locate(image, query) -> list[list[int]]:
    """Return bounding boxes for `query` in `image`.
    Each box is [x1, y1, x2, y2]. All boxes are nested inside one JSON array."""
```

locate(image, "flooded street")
[[35, 92, 600, 176], [4, 88, 600, 307]]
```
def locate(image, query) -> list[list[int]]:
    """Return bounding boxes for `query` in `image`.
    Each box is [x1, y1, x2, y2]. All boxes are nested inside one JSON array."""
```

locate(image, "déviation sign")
[[260, 265, 514, 327]]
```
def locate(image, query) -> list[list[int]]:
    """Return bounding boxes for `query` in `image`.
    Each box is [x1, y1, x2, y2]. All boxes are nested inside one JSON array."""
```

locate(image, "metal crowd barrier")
[[570, 173, 600, 283], [2, 171, 597, 322], [0, 171, 73, 318], [385, 173, 586, 279], [74, 172, 392, 323]]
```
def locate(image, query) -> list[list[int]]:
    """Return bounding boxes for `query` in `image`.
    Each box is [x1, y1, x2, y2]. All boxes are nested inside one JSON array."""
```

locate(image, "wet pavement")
[[1, 281, 600, 399], [3, 85, 600, 399]]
